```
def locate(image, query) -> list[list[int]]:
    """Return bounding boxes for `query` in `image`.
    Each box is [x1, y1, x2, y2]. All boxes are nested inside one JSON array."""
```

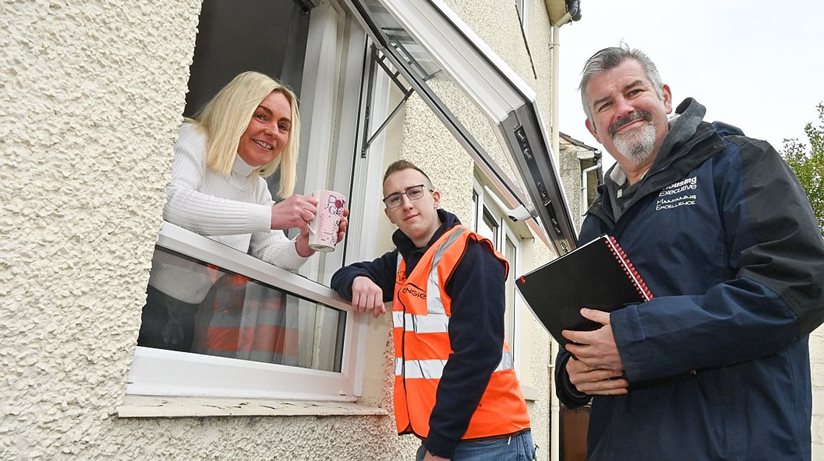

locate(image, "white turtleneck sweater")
[[162, 123, 308, 270]]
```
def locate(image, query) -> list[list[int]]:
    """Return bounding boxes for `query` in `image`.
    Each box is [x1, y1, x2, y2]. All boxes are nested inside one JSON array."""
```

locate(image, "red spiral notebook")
[[516, 235, 653, 346]]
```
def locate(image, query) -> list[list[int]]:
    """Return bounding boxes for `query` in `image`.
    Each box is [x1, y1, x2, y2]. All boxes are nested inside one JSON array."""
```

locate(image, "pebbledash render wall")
[[0, 0, 560, 459], [0, 0, 407, 459]]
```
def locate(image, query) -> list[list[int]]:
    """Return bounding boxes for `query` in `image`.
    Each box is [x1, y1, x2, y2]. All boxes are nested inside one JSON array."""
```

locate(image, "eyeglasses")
[[382, 184, 432, 209]]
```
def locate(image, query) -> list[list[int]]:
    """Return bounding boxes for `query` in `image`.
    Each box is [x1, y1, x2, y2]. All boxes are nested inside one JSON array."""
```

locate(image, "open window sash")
[[344, 0, 577, 254], [128, 222, 367, 401]]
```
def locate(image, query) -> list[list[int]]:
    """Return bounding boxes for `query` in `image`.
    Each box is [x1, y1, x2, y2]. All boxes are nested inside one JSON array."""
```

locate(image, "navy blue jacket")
[[331, 210, 509, 458], [556, 98, 824, 460]]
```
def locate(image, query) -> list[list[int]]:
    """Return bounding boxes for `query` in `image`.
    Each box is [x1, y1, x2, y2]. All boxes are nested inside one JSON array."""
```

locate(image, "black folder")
[[516, 235, 653, 346]]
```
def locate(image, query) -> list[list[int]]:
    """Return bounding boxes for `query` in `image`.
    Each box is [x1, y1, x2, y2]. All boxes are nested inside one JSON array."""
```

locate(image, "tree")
[[781, 103, 824, 234]]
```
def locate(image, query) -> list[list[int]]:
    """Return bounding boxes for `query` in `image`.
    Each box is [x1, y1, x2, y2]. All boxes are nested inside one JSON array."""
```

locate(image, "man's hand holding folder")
[[516, 234, 651, 396], [562, 308, 629, 396]]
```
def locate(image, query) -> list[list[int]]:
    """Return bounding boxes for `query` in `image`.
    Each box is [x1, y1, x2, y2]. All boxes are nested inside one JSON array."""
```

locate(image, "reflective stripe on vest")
[[392, 311, 449, 333], [396, 350, 515, 379], [392, 225, 530, 439]]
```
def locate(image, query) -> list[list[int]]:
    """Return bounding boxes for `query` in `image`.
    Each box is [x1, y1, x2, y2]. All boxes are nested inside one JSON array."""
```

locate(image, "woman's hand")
[[295, 207, 348, 257], [336, 208, 349, 244], [295, 232, 315, 257], [271, 194, 318, 234]]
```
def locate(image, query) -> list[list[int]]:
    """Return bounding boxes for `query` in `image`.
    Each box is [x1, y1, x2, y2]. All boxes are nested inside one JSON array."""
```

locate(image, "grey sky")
[[558, 0, 824, 155]]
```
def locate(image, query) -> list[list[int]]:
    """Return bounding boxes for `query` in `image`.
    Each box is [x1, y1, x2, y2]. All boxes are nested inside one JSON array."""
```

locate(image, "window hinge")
[[361, 46, 415, 158]]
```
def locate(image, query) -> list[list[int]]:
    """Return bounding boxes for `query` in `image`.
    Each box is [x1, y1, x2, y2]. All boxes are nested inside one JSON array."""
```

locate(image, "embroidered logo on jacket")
[[656, 176, 697, 210]]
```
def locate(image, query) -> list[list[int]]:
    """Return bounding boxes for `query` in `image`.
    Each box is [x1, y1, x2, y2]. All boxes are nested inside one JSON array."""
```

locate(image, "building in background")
[[559, 133, 601, 230]]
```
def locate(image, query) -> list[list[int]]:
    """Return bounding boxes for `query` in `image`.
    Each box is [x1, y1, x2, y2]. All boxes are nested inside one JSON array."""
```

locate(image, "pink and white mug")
[[308, 190, 346, 252]]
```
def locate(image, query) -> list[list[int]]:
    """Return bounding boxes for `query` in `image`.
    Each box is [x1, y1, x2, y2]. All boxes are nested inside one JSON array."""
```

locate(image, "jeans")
[[415, 430, 535, 461]]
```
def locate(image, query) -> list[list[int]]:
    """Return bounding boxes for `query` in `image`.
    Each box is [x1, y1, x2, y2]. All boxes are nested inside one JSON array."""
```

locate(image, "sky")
[[557, 0, 824, 160]]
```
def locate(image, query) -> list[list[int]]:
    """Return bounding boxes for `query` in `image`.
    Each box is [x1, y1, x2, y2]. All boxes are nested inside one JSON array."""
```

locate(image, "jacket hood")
[[392, 209, 461, 257], [658, 97, 707, 161], [648, 98, 738, 180]]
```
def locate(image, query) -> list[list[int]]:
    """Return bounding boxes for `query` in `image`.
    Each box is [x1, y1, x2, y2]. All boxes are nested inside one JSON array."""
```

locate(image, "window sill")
[[117, 395, 388, 418]]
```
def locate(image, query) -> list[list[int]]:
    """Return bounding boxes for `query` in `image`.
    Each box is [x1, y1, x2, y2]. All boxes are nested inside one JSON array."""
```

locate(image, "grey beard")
[[613, 123, 656, 166]]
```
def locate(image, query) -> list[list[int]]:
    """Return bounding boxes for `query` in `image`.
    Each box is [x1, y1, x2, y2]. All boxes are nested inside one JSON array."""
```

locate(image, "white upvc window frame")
[[344, 0, 578, 255], [516, 0, 529, 33], [127, 2, 377, 404], [128, 223, 367, 401], [130, 0, 577, 408], [295, 1, 352, 286], [502, 225, 524, 374], [471, 180, 524, 375]]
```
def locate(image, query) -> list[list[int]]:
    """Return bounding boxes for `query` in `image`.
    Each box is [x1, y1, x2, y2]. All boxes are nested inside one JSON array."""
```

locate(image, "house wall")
[[558, 142, 586, 231], [0, 0, 560, 459], [0, 1, 411, 459]]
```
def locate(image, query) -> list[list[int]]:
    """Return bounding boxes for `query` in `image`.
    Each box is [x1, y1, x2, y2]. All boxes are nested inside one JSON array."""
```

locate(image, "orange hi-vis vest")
[[392, 226, 530, 439]]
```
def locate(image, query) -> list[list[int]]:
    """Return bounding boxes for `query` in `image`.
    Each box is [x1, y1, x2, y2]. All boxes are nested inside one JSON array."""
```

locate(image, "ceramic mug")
[[308, 190, 346, 252]]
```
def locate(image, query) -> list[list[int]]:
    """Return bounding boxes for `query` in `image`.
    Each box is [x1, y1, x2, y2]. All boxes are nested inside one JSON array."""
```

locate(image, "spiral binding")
[[605, 236, 653, 301]]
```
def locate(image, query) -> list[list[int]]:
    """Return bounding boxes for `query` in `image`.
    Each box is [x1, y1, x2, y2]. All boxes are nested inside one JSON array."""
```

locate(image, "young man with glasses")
[[331, 160, 534, 461]]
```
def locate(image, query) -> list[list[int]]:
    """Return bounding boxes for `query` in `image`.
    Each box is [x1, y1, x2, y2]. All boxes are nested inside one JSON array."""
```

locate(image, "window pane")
[[479, 207, 499, 246], [470, 189, 479, 231], [504, 236, 517, 350], [138, 246, 345, 372]]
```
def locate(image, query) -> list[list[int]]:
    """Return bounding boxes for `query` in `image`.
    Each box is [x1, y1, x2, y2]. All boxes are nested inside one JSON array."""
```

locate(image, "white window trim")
[[503, 226, 524, 374], [295, 2, 348, 285], [127, 223, 366, 402], [345, 43, 394, 264], [517, 0, 529, 33], [471, 179, 524, 376], [333, 34, 399, 399], [344, 0, 578, 255], [127, 2, 380, 406]]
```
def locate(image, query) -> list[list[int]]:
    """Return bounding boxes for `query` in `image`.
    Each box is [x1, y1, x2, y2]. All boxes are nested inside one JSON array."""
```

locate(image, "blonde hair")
[[191, 71, 300, 197]]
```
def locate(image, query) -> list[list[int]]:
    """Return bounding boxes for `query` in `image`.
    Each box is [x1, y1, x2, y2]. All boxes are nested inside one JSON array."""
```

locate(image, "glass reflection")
[[137, 246, 344, 372]]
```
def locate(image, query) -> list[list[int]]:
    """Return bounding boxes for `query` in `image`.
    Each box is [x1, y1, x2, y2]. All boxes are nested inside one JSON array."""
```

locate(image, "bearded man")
[[555, 44, 824, 460]]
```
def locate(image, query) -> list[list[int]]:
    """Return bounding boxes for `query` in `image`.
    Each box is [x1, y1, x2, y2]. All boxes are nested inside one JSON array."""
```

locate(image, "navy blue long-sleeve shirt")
[[331, 210, 507, 458]]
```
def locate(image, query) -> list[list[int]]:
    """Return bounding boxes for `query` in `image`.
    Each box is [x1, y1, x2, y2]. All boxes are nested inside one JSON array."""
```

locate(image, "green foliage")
[[781, 103, 824, 233]]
